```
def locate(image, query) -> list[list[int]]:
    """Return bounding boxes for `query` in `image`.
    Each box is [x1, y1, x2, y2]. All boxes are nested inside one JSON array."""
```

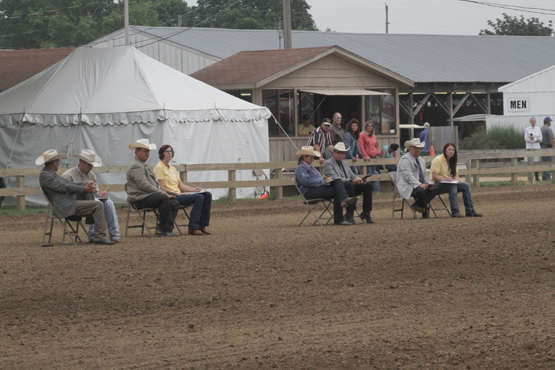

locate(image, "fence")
[[1, 149, 554, 211]]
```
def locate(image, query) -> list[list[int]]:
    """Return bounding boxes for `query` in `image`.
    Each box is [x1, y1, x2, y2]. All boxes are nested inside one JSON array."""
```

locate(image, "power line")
[[2, 1, 118, 19], [457, 0, 555, 16]]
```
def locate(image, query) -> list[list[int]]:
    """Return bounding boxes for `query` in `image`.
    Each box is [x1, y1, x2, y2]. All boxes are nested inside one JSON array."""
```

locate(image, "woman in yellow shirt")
[[154, 144, 212, 235], [430, 143, 482, 218]]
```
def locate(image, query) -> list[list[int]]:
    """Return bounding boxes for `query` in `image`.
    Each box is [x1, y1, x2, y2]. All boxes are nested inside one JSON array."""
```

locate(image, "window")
[[226, 90, 252, 103], [365, 88, 396, 135], [263, 89, 294, 136]]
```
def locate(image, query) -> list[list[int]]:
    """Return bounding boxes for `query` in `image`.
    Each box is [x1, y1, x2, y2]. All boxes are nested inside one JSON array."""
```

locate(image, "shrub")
[[460, 126, 524, 150]]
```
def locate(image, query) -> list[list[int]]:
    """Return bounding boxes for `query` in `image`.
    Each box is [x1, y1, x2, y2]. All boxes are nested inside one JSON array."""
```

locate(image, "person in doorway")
[[431, 143, 482, 218], [61, 149, 121, 243], [344, 118, 367, 175], [540, 117, 554, 181], [154, 144, 212, 236], [298, 114, 316, 136], [419, 122, 431, 152], [329, 112, 346, 145], [525, 117, 542, 182], [396, 138, 439, 219], [307, 118, 333, 164], [358, 120, 381, 193]]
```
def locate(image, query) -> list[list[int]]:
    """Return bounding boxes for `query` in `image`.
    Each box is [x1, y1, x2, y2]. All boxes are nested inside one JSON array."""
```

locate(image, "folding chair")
[[429, 193, 451, 217], [173, 203, 192, 235], [40, 187, 87, 247], [253, 169, 269, 198], [293, 178, 334, 226], [389, 172, 417, 219], [124, 183, 160, 237]]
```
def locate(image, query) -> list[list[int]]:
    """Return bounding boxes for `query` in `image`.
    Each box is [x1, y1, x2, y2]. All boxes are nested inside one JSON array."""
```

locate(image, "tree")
[[182, 0, 317, 31], [480, 13, 554, 36]]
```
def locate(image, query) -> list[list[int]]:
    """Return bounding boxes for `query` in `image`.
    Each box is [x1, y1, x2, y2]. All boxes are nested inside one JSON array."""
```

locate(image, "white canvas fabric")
[[0, 46, 271, 203]]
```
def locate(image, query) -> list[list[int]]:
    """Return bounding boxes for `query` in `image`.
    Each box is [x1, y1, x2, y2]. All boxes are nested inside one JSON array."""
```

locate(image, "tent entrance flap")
[[299, 89, 390, 96]]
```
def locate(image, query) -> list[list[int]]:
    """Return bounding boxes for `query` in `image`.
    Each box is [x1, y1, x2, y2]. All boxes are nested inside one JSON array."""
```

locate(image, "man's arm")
[[323, 160, 342, 181], [40, 170, 84, 194], [398, 157, 421, 188], [127, 164, 163, 194]]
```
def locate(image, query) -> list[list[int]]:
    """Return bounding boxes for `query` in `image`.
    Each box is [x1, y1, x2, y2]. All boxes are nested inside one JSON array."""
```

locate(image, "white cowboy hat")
[[329, 142, 350, 153], [73, 149, 102, 167], [35, 149, 67, 165], [295, 146, 321, 157], [404, 138, 425, 149], [128, 138, 157, 150]]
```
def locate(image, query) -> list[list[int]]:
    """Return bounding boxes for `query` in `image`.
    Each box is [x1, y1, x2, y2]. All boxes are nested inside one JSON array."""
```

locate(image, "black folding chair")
[[293, 179, 334, 227], [124, 183, 160, 237]]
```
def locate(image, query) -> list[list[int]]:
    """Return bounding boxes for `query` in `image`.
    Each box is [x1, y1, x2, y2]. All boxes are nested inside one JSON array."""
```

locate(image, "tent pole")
[[124, 0, 130, 46]]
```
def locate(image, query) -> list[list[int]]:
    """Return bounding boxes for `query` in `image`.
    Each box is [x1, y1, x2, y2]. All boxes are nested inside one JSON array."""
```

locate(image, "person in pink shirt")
[[358, 120, 381, 192]]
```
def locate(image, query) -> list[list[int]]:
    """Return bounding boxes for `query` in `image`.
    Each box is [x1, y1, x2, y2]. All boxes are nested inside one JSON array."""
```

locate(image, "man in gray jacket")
[[126, 139, 179, 237], [324, 142, 374, 224], [37, 149, 114, 245]]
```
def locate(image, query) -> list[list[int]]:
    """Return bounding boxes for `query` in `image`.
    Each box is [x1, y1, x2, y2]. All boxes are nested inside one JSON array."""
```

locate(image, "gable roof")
[[0, 48, 75, 92], [499, 64, 555, 92], [190, 45, 413, 88], [93, 27, 555, 84]]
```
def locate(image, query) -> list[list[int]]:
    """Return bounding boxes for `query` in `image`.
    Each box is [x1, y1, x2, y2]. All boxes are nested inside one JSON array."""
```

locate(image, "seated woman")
[[154, 144, 213, 235], [380, 143, 399, 172], [430, 143, 482, 218], [295, 146, 357, 226]]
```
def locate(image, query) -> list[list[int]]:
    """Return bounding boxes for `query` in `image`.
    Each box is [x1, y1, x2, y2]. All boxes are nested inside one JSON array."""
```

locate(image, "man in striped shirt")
[[307, 118, 332, 164]]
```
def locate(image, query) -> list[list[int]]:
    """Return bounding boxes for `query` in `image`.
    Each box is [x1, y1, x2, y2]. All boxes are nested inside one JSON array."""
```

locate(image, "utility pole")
[[385, 4, 389, 34], [124, 0, 130, 45], [282, 0, 292, 49], [178, 15, 182, 27]]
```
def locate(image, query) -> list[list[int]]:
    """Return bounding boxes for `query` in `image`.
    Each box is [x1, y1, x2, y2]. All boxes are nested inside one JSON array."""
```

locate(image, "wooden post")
[[511, 158, 518, 185], [274, 168, 283, 200], [551, 154, 555, 184], [16, 176, 25, 211], [465, 159, 472, 183], [228, 170, 236, 202], [473, 159, 480, 187], [179, 165, 188, 184], [527, 155, 534, 183]]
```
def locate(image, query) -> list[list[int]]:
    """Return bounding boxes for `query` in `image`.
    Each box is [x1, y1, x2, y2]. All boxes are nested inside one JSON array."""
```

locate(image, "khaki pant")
[[75, 200, 108, 240]]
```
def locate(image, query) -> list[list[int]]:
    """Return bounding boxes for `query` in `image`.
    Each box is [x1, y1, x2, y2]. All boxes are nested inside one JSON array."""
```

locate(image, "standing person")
[[329, 112, 346, 145], [37, 149, 114, 245], [540, 117, 554, 181], [307, 118, 333, 164], [419, 122, 431, 152], [298, 114, 316, 135], [380, 143, 399, 172], [61, 149, 121, 243], [344, 118, 368, 175], [431, 143, 482, 218], [295, 146, 357, 226], [126, 139, 179, 237], [396, 139, 439, 219], [358, 120, 381, 193], [154, 144, 212, 236], [324, 142, 375, 224], [525, 117, 542, 182]]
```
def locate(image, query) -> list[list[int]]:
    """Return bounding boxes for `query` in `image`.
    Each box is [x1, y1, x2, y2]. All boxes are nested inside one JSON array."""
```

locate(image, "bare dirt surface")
[[2, 185, 555, 369]]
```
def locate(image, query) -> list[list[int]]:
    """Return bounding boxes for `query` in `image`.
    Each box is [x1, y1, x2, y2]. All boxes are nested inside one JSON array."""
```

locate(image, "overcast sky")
[[188, 0, 555, 35]]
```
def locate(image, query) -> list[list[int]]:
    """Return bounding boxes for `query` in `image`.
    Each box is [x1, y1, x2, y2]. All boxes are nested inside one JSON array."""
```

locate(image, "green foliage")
[[480, 13, 553, 36], [459, 126, 525, 150], [183, 0, 317, 31]]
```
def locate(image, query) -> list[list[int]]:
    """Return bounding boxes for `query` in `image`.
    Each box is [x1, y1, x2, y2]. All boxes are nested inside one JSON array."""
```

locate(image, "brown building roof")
[[190, 46, 332, 86], [0, 47, 75, 92]]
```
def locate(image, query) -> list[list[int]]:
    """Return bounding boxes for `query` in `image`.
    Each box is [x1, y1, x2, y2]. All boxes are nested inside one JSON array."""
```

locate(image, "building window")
[[365, 88, 396, 135], [226, 90, 253, 103], [263, 89, 294, 136]]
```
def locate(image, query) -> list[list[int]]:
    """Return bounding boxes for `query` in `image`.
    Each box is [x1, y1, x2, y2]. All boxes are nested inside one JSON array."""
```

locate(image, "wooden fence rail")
[[1, 149, 554, 211]]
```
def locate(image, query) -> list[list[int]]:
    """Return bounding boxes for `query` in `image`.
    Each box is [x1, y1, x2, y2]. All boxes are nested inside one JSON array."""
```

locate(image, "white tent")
[[0, 46, 271, 202]]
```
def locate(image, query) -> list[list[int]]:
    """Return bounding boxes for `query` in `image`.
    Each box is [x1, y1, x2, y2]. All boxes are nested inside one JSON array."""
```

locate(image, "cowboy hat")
[[129, 138, 157, 150], [295, 146, 321, 157], [73, 149, 102, 167], [329, 142, 350, 153], [35, 149, 67, 165], [404, 138, 425, 149]]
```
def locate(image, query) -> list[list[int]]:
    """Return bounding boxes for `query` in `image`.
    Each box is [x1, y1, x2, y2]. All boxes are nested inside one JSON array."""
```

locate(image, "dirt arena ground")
[[2, 185, 555, 369]]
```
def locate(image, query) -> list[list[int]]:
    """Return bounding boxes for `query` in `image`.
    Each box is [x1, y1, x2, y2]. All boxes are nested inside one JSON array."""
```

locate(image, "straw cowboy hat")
[[404, 138, 425, 149], [35, 149, 67, 165], [73, 149, 102, 167], [128, 138, 157, 150], [329, 142, 350, 153], [295, 146, 321, 157]]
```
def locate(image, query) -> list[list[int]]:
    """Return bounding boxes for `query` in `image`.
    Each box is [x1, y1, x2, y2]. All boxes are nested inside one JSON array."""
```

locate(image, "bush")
[[460, 126, 525, 150]]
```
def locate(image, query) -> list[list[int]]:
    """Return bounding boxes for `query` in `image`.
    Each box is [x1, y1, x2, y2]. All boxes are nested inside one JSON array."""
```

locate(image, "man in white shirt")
[[525, 117, 542, 181]]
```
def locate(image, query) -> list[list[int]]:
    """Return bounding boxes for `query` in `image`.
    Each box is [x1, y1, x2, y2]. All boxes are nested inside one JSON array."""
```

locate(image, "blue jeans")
[[541, 145, 552, 180], [175, 192, 212, 230], [366, 165, 380, 192], [89, 198, 120, 241], [438, 182, 476, 216], [303, 179, 349, 223]]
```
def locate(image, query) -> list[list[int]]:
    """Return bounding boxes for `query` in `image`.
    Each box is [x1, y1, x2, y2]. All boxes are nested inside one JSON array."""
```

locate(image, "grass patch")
[[0, 205, 48, 217], [460, 125, 525, 150]]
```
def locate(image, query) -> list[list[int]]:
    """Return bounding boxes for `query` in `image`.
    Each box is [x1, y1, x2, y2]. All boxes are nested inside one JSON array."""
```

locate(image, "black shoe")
[[452, 213, 464, 218], [333, 220, 352, 226], [410, 203, 426, 213], [422, 211, 430, 219], [341, 197, 358, 208], [359, 212, 375, 224], [157, 229, 177, 237], [345, 213, 356, 225], [466, 212, 483, 217], [94, 239, 116, 245]]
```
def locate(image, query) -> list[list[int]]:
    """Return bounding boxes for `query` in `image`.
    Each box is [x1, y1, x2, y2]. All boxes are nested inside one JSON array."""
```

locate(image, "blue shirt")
[[419, 128, 431, 150], [295, 161, 327, 194]]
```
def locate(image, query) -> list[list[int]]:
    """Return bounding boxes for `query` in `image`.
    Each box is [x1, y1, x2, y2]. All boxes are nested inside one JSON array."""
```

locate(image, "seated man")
[[324, 142, 374, 224], [126, 139, 179, 237], [396, 138, 439, 219], [37, 149, 115, 245], [61, 149, 121, 242]]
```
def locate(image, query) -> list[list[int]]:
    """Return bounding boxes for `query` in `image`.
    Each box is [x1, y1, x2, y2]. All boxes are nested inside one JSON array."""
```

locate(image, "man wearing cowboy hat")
[[126, 139, 179, 237], [61, 149, 121, 243], [324, 142, 375, 224], [396, 138, 439, 219], [37, 149, 115, 245]]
